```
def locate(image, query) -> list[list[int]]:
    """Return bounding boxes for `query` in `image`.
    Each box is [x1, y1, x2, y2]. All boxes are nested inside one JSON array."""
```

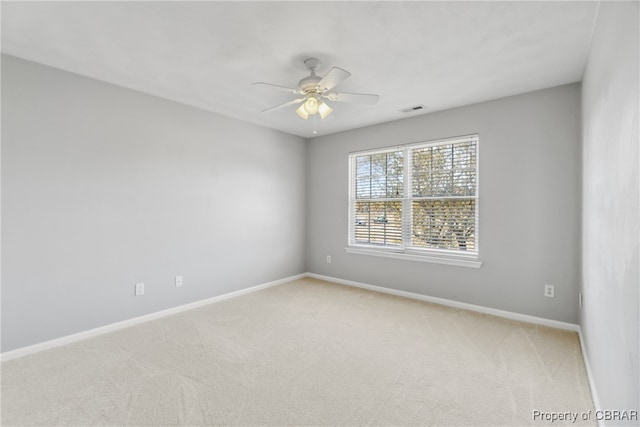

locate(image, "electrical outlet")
[[326, 255, 332, 264], [175, 276, 183, 287], [135, 282, 145, 296], [544, 284, 555, 298]]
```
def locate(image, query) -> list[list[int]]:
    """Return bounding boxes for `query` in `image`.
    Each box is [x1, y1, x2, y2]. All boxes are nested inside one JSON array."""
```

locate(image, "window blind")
[[348, 135, 479, 257]]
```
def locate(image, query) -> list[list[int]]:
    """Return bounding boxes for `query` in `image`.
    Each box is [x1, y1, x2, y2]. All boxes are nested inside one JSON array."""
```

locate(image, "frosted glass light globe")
[[303, 96, 319, 114]]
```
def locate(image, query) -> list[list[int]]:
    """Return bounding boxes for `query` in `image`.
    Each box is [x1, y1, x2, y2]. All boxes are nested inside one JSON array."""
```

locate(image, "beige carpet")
[[1, 277, 595, 426]]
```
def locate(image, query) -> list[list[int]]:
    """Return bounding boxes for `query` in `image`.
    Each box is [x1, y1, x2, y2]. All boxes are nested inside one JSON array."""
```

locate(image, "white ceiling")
[[2, 1, 599, 138]]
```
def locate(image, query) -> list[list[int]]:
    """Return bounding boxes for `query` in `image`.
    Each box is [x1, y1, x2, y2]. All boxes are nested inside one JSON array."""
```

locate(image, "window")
[[347, 134, 480, 267]]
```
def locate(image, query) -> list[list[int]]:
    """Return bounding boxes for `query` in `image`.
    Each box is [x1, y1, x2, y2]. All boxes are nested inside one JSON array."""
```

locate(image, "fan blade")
[[252, 82, 302, 94], [261, 97, 305, 113], [317, 67, 351, 92], [324, 92, 379, 105]]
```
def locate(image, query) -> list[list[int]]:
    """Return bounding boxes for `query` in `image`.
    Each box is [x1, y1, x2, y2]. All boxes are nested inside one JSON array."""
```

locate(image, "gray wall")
[[581, 1, 639, 420], [1, 55, 307, 352], [307, 84, 581, 324]]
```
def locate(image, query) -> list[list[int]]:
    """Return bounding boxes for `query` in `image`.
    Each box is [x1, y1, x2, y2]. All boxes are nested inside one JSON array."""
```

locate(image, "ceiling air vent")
[[400, 104, 427, 113]]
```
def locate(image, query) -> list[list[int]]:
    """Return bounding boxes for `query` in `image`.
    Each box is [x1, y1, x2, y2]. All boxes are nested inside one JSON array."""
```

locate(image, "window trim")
[[347, 134, 480, 267], [344, 246, 483, 268]]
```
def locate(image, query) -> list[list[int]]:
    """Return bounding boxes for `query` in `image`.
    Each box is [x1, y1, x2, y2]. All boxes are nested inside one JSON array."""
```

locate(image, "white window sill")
[[344, 246, 482, 268]]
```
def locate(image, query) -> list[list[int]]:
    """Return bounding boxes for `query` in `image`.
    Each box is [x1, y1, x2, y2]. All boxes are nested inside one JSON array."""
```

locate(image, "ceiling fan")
[[253, 58, 379, 120]]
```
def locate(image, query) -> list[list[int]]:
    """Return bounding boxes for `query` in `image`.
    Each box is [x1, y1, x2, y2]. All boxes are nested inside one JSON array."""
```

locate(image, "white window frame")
[[346, 134, 481, 268]]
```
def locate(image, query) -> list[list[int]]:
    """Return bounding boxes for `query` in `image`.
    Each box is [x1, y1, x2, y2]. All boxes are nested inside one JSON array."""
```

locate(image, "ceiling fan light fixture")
[[296, 103, 309, 120], [255, 58, 379, 124], [303, 95, 319, 115], [318, 101, 333, 119]]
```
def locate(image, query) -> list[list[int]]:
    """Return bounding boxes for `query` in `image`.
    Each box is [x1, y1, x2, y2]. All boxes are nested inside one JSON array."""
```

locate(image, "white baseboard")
[[305, 272, 580, 332], [1, 273, 306, 362], [577, 327, 603, 426]]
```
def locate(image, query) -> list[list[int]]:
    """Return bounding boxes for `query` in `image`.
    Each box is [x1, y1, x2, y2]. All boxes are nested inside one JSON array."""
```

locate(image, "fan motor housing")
[[298, 75, 321, 94]]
